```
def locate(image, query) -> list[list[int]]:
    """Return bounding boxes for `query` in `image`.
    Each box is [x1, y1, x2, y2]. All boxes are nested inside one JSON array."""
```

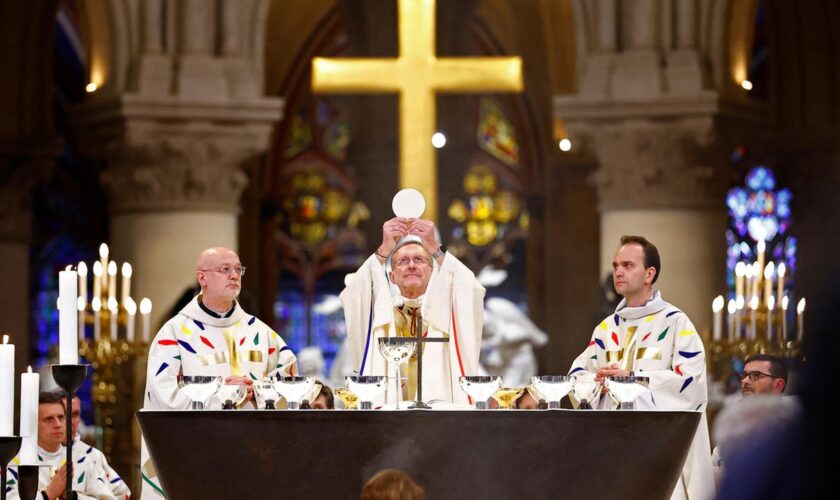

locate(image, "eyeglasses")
[[739, 370, 777, 382], [394, 256, 430, 268], [200, 265, 246, 277]]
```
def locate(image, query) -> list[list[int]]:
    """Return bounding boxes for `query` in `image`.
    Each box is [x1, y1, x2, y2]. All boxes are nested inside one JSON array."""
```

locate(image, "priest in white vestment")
[[568, 236, 715, 500], [5, 392, 126, 500], [340, 217, 485, 406], [139, 248, 297, 499]]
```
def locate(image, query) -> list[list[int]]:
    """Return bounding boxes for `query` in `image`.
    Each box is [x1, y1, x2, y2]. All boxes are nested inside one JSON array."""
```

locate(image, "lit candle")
[[77, 262, 88, 302], [0, 335, 13, 436], [109, 297, 119, 342], [108, 261, 117, 303], [99, 243, 109, 281], [19, 366, 39, 464], [93, 261, 103, 302], [712, 296, 724, 341], [59, 268, 79, 365], [763, 262, 775, 305], [756, 238, 766, 280], [77, 296, 86, 341], [781, 295, 789, 340], [749, 295, 759, 340], [140, 298, 152, 343], [121, 263, 132, 306], [92, 297, 102, 341], [727, 299, 737, 341], [751, 262, 761, 302], [735, 295, 745, 339], [767, 295, 775, 341], [776, 263, 786, 306], [796, 298, 806, 341], [735, 262, 746, 301], [125, 298, 137, 343]]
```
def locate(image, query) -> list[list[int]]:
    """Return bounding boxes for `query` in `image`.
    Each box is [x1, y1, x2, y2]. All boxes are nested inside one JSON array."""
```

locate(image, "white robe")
[[6, 438, 129, 500], [340, 253, 485, 405], [139, 297, 297, 499], [568, 291, 716, 500]]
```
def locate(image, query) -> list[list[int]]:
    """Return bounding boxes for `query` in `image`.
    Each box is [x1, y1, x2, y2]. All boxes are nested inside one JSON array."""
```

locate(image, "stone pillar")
[[75, 100, 282, 328]]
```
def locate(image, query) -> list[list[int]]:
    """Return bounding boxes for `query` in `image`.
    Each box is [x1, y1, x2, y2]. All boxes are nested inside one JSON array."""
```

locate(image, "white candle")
[[121, 263, 132, 306], [763, 262, 775, 305], [19, 366, 39, 464], [77, 296, 86, 341], [776, 263, 786, 306], [109, 297, 119, 342], [712, 296, 724, 341], [735, 262, 746, 301], [140, 298, 152, 342], [77, 262, 87, 302], [751, 261, 761, 301], [125, 298, 137, 343], [735, 295, 745, 339], [108, 261, 117, 303], [92, 297, 102, 341], [749, 295, 759, 340], [0, 335, 13, 436], [93, 261, 103, 302], [98, 243, 109, 281], [727, 299, 737, 341], [781, 295, 789, 340], [767, 295, 775, 341], [59, 269, 79, 365], [796, 298, 806, 341]]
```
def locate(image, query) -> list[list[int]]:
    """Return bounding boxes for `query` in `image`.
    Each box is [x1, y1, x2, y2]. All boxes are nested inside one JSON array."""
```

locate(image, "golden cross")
[[311, 0, 523, 221]]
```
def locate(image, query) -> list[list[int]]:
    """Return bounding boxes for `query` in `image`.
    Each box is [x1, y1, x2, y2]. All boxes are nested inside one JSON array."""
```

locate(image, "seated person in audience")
[[515, 390, 540, 410], [740, 354, 787, 396], [308, 382, 335, 409], [361, 469, 424, 500]]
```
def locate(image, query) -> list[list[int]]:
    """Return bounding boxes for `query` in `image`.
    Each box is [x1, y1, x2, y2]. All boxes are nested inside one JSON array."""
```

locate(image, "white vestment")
[[340, 253, 485, 405], [6, 437, 129, 499], [568, 291, 716, 500], [139, 297, 296, 499]]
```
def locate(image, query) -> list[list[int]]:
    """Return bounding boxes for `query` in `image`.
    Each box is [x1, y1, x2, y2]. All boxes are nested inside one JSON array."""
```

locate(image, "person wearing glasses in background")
[[340, 217, 485, 407], [139, 247, 297, 499], [711, 354, 791, 486]]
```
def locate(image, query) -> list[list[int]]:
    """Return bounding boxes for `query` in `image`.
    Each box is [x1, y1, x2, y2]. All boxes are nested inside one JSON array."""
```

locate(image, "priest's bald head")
[[195, 247, 245, 311]]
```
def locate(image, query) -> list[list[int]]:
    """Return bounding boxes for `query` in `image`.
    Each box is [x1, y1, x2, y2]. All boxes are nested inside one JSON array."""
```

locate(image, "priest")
[[568, 236, 715, 500], [340, 217, 485, 406], [139, 247, 297, 499]]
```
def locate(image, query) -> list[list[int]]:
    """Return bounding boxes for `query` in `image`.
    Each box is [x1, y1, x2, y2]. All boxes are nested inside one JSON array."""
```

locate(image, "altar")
[[138, 409, 700, 500]]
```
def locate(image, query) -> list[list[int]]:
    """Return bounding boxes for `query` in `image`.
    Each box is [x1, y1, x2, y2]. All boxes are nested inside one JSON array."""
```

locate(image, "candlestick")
[[93, 261, 103, 302], [92, 297, 102, 341], [121, 263, 132, 306], [59, 269, 79, 365], [735, 262, 746, 302], [0, 336, 13, 436], [109, 297, 119, 342], [108, 260, 117, 303], [749, 295, 759, 340], [766, 295, 775, 341], [140, 298, 152, 342], [77, 261, 87, 303], [781, 295, 789, 340], [735, 295, 745, 339], [125, 298, 137, 343], [756, 238, 766, 282], [796, 298, 806, 341], [77, 296, 86, 341], [727, 299, 736, 341], [763, 262, 775, 305], [712, 296, 724, 341], [19, 366, 38, 464], [751, 261, 761, 303], [776, 263, 786, 306], [98, 243, 109, 283]]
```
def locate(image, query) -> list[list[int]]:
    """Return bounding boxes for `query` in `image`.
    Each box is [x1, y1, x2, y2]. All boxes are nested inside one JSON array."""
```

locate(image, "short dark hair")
[[39, 390, 65, 406], [745, 355, 788, 384], [620, 235, 661, 283], [316, 382, 334, 409]]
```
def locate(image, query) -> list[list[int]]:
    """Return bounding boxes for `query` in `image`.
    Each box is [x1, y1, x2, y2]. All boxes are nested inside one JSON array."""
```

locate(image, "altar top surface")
[[138, 409, 701, 500]]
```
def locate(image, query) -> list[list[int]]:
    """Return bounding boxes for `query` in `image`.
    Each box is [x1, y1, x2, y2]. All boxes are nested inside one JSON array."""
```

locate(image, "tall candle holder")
[[51, 364, 89, 500], [0, 436, 21, 500], [16, 465, 39, 500]]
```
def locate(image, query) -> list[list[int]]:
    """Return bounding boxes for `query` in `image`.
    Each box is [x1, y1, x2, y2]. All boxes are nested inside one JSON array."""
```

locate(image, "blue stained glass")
[[746, 166, 775, 191], [776, 189, 792, 218]]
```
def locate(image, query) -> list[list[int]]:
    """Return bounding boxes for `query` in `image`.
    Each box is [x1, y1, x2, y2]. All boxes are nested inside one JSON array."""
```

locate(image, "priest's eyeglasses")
[[201, 265, 247, 277], [394, 256, 430, 268], [738, 370, 776, 381]]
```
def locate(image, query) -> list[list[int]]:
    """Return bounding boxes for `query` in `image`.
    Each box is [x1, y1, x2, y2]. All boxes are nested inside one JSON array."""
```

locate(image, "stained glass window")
[[477, 98, 519, 168], [725, 166, 796, 288]]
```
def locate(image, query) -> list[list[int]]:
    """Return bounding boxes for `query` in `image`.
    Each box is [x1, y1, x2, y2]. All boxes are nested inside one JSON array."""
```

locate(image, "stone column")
[[75, 99, 282, 329]]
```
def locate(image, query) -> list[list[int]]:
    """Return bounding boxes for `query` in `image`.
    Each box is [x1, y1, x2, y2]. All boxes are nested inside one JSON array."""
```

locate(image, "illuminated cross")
[[311, 0, 523, 221]]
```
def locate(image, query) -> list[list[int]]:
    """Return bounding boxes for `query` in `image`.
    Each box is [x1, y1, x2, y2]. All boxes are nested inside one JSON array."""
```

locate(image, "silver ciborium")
[[571, 373, 602, 409], [255, 379, 280, 409], [273, 376, 315, 410], [218, 384, 248, 410], [605, 375, 650, 410], [346, 375, 388, 410], [178, 375, 223, 410], [458, 375, 502, 409], [531, 375, 574, 409]]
